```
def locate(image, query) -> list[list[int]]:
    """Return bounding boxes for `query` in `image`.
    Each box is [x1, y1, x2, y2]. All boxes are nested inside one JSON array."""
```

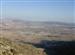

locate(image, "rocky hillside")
[[0, 37, 46, 55]]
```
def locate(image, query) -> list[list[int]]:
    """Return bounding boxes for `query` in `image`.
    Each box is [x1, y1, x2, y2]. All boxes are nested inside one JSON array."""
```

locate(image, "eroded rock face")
[[0, 37, 46, 55]]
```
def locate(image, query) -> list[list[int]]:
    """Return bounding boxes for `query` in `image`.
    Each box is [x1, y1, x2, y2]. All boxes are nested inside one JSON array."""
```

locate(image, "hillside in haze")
[[0, 18, 75, 55]]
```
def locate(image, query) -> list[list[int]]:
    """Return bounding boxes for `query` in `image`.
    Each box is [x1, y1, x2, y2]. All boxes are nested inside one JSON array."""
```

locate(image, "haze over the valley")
[[0, 0, 75, 55]]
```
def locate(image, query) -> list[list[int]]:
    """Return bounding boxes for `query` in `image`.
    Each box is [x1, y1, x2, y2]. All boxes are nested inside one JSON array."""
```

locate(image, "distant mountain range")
[[1, 18, 75, 26]]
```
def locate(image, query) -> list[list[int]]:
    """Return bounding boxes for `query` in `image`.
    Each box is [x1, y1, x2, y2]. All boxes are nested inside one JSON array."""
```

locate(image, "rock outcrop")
[[0, 37, 46, 55]]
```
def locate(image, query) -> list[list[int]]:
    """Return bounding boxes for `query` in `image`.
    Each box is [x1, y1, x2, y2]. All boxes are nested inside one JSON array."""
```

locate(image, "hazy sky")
[[0, 0, 75, 23]]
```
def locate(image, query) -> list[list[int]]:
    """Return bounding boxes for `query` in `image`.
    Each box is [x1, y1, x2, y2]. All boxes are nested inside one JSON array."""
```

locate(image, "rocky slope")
[[0, 37, 46, 55]]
